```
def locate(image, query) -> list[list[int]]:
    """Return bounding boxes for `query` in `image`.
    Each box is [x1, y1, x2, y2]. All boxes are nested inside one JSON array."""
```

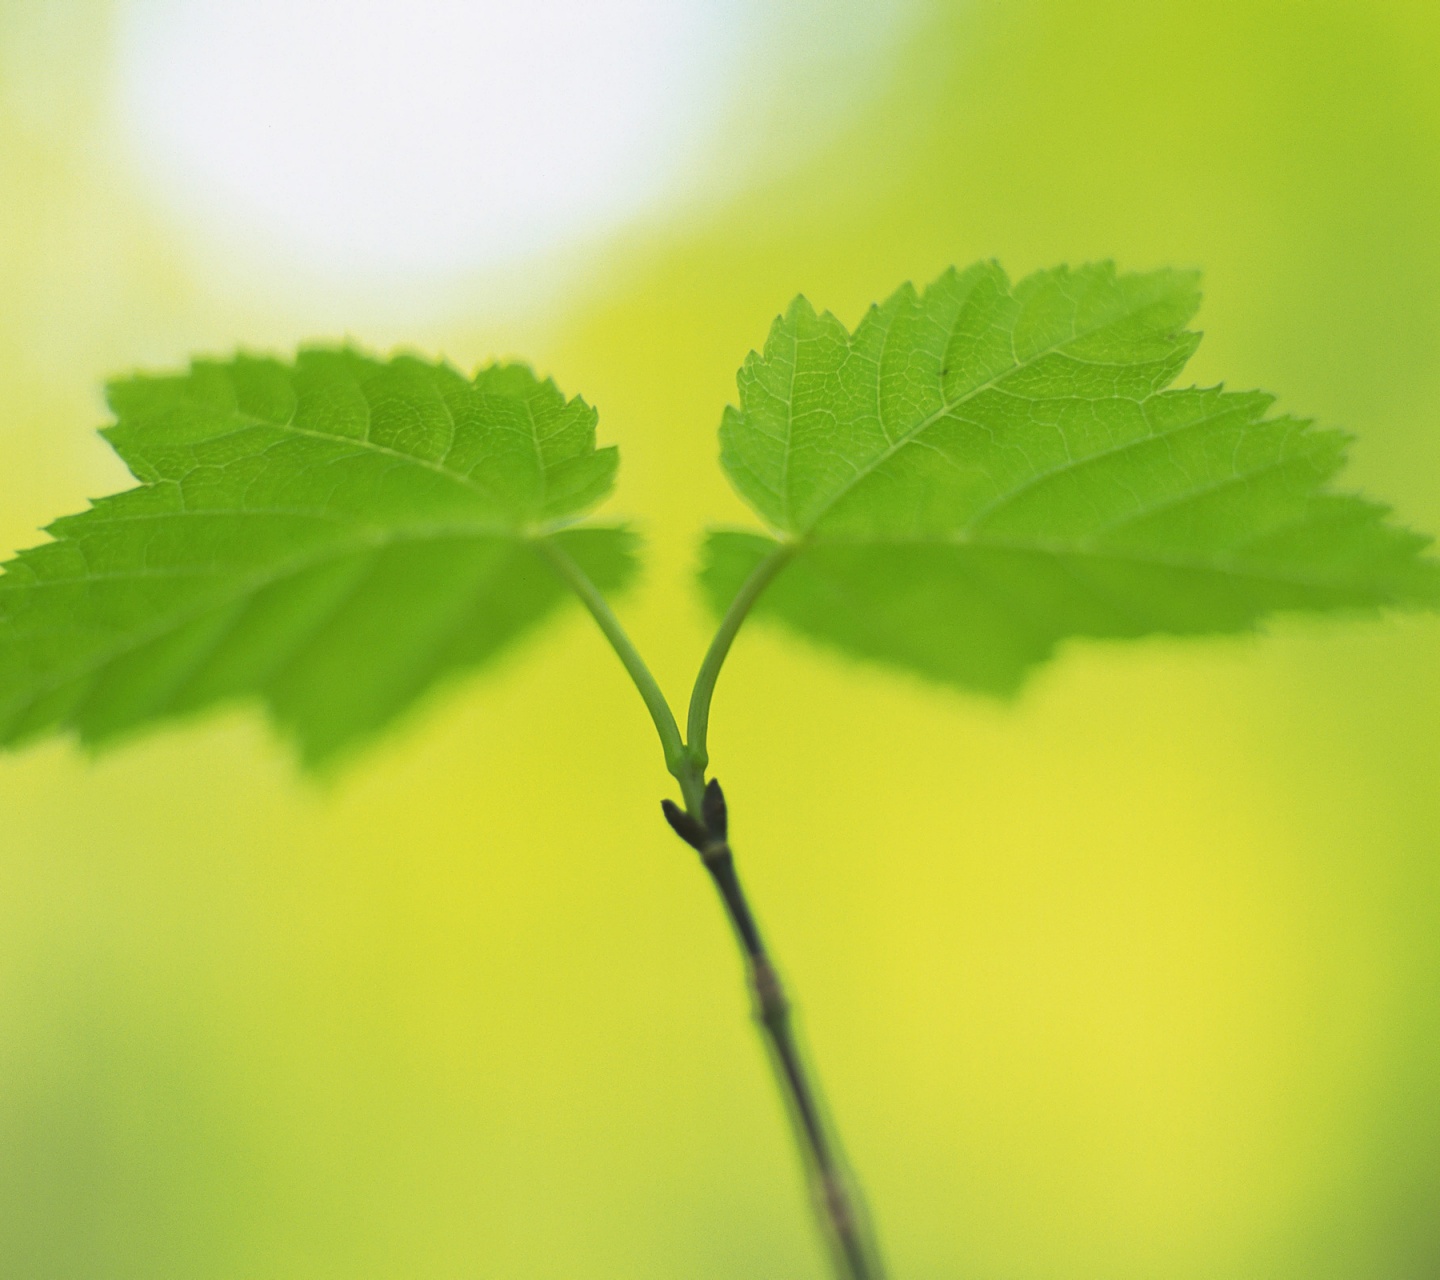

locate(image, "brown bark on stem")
[[663, 780, 882, 1280]]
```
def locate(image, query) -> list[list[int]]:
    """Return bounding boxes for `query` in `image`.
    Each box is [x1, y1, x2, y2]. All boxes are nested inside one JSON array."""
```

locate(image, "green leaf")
[[705, 262, 1440, 693], [0, 349, 636, 765]]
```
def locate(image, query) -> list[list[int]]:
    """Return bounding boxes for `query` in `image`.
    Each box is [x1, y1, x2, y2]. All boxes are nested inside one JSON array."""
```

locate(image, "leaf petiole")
[[534, 536, 698, 805], [539, 533, 795, 816], [685, 540, 795, 773]]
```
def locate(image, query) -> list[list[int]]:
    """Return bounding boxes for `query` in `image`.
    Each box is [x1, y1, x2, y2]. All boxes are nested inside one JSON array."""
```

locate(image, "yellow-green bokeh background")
[[4, 2, 1440, 1276]]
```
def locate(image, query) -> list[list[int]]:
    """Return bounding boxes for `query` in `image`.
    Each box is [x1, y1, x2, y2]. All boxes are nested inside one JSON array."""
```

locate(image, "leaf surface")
[[0, 349, 635, 764], [706, 262, 1440, 692]]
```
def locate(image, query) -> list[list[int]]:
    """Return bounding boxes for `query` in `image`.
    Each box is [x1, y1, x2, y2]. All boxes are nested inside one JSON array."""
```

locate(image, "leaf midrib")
[[143, 395, 538, 515], [958, 401, 1299, 534], [0, 522, 553, 723], [791, 524, 1379, 595], [785, 298, 1186, 534], [744, 449, 1397, 597]]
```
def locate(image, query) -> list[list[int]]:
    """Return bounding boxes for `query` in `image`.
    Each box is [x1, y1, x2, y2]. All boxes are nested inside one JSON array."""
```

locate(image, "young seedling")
[[2, 263, 1435, 1278]]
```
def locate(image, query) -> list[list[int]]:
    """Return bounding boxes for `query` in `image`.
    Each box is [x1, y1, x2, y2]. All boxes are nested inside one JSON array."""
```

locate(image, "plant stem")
[[535, 538, 691, 790], [543, 534, 880, 1278], [665, 783, 882, 1280]]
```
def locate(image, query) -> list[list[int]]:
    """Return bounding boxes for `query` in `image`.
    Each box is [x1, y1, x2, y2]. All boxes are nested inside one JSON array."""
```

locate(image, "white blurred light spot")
[[115, 0, 742, 278]]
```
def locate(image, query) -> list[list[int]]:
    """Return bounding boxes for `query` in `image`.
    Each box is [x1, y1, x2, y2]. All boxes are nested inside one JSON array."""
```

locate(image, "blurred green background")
[[3, 1, 1440, 1276]]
